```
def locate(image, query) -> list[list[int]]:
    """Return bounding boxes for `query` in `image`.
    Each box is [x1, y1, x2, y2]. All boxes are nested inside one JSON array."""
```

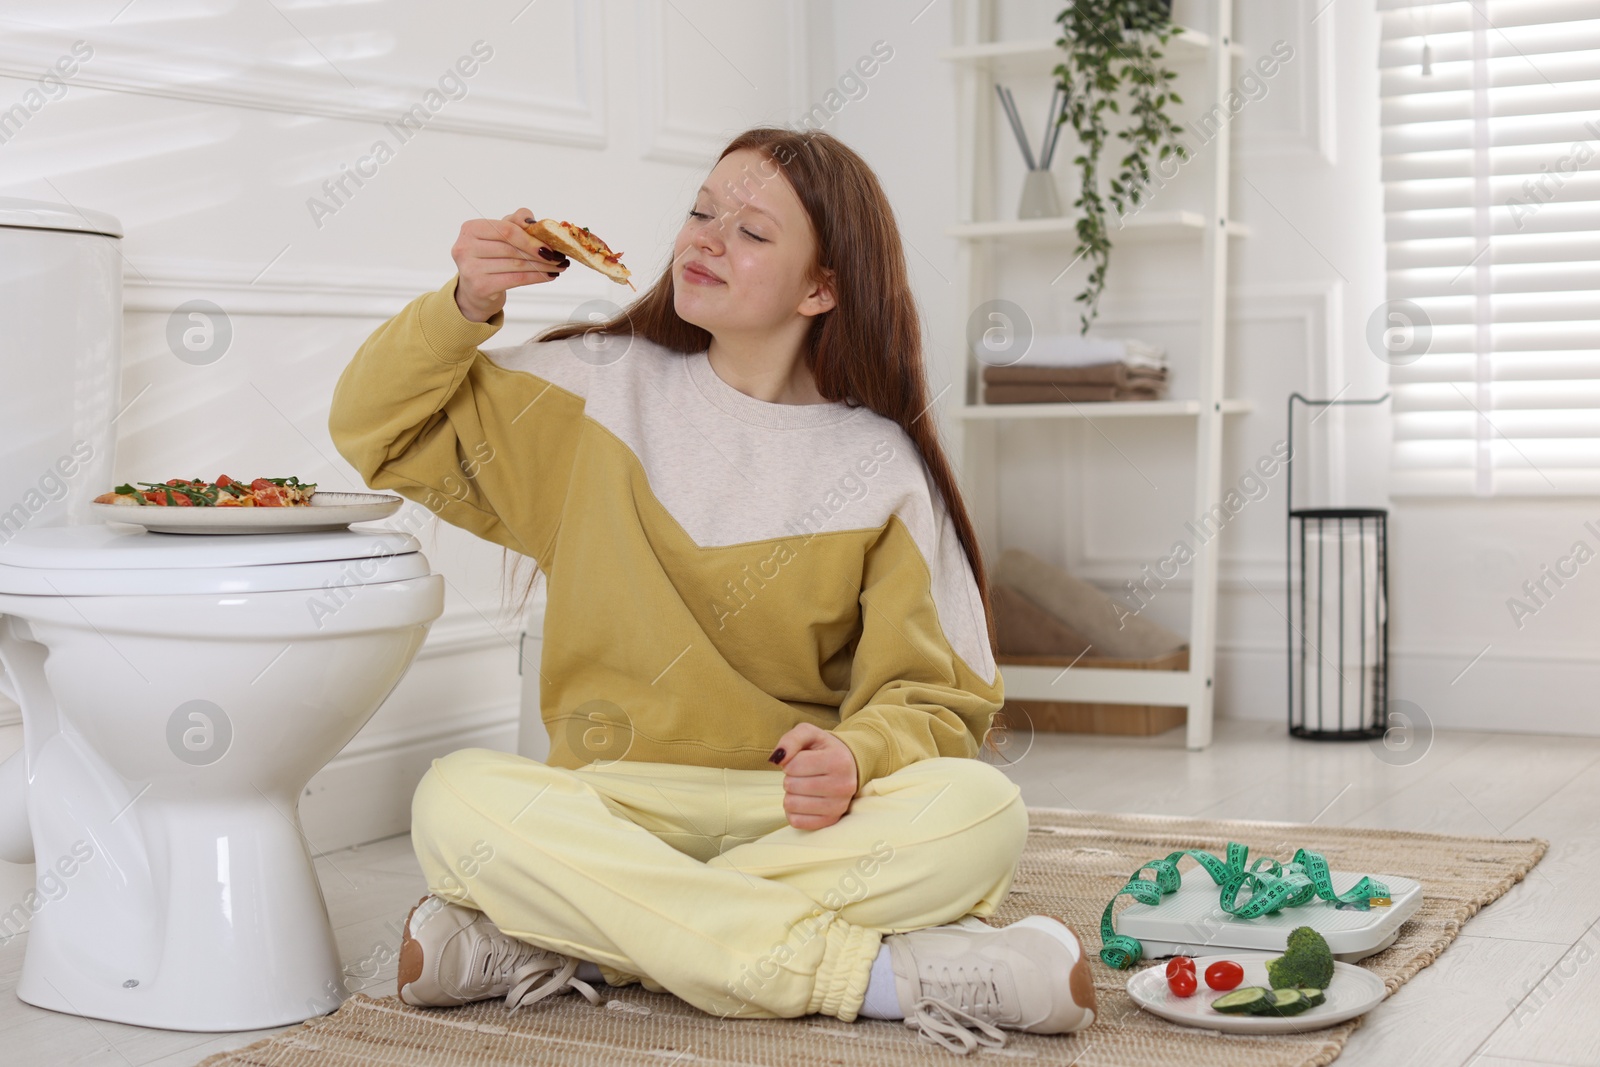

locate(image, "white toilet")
[[0, 199, 445, 1031]]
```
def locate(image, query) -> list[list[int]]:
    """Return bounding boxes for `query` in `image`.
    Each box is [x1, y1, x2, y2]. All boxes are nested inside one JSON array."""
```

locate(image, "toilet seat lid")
[[0, 524, 427, 596]]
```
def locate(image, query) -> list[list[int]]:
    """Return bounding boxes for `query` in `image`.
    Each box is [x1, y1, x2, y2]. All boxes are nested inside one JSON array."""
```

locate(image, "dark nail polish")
[[539, 248, 560, 261], [769, 747, 785, 764]]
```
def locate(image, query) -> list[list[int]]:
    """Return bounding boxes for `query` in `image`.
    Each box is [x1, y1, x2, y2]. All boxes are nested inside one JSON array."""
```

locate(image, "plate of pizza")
[[92, 476, 404, 534]]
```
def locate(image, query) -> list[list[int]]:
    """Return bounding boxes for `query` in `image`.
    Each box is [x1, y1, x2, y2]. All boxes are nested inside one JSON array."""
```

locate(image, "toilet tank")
[[0, 197, 123, 543]]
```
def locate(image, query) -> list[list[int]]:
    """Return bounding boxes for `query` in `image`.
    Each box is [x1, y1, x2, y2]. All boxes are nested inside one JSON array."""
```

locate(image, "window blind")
[[1378, 0, 1600, 495]]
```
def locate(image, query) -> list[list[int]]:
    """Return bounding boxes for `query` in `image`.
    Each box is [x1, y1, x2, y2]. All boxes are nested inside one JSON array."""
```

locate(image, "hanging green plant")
[[1052, 0, 1189, 332]]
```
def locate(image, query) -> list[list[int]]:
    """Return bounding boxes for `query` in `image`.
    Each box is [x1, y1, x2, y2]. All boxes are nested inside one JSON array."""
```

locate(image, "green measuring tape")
[[1097, 841, 1392, 970]]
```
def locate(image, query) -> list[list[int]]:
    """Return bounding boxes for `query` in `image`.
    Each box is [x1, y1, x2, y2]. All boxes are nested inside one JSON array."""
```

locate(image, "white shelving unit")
[[942, 1, 1247, 751]]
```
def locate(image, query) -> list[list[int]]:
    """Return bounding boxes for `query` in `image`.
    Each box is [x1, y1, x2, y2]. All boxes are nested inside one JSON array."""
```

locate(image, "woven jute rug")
[[195, 808, 1547, 1066]]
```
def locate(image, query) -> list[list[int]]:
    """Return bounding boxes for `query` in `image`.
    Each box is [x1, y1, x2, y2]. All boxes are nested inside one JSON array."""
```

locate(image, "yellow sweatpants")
[[409, 748, 1030, 1023]]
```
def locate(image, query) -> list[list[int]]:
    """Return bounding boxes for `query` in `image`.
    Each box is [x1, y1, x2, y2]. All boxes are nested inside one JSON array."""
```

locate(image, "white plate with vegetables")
[[1126, 950, 1387, 1034], [93, 477, 403, 535]]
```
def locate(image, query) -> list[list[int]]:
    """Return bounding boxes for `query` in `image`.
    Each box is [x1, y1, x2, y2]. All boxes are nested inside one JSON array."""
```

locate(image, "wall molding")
[[325, 688, 517, 765], [121, 257, 611, 323], [1214, 642, 1600, 737], [0, 5, 606, 147], [1218, 638, 1600, 668], [637, 0, 809, 165], [1233, 0, 1336, 165], [1072, 560, 1286, 592], [414, 605, 521, 662], [1074, 282, 1340, 571], [301, 705, 519, 851]]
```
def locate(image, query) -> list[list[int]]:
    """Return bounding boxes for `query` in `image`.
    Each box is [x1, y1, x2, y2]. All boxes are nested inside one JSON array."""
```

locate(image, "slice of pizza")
[[523, 218, 636, 290]]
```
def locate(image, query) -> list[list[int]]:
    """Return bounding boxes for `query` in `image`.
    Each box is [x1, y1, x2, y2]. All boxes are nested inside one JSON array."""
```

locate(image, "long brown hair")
[[501, 126, 1000, 671]]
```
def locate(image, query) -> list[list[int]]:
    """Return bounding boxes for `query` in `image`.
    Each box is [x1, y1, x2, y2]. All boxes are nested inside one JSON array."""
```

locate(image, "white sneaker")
[[885, 914, 1098, 1054], [397, 894, 603, 1013]]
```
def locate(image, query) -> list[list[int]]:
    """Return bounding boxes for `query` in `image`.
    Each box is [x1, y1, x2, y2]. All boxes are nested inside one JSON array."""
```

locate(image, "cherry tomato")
[[251, 479, 291, 507], [1167, 969, 1198, 997], [1205, 960, 1244, 991], [1165, 956, 1195, 980]]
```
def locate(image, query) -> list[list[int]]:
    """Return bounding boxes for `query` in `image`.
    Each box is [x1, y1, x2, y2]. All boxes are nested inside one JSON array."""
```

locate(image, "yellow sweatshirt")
[[328, 275, 1002, 794]]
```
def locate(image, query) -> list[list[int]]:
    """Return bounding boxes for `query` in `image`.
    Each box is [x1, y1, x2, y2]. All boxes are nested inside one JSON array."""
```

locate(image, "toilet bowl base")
[[15, 785, 353, 1032]]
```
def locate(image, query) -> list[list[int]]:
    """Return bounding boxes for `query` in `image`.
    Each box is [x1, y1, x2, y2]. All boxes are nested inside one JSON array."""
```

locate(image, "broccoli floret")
[[1285, 926, 1328, 957], [1266, 926, 1334, 990]]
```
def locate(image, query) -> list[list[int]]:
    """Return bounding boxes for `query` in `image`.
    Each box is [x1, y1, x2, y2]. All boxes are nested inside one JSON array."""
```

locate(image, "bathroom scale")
[[1114, 865, 1423, 963], [92, 491, 404, 534]]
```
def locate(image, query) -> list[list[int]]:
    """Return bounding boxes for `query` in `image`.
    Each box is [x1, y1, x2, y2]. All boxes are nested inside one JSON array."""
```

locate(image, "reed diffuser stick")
[[1040, 87, 1066, 169], [994, 83, 1036, 170], [1040, 86, 1062, 170]]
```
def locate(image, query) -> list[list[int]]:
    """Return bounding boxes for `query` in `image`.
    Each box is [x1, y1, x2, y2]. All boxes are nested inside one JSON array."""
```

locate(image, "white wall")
[[0, 0, 832, 865]]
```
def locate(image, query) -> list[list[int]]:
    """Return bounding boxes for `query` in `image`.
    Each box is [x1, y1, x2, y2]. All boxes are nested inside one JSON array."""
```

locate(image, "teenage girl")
[[329, 126, 1096, 1056]]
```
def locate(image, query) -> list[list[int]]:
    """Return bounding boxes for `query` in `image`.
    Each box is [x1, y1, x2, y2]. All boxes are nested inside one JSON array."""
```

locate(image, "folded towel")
[[994, 583, 1095, 658], [982, 361, 1168, 387], [983, 382, 1167, 403], [1003, 334, 1167, 370], [995, 548, 1187, 660]]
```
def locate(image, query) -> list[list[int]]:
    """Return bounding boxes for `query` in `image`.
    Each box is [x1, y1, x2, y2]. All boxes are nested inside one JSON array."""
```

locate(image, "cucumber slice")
[[1261, 988, 1311, 1016], [1211, 986, 1272, 1014], [1298, 987, 1326, 1008]]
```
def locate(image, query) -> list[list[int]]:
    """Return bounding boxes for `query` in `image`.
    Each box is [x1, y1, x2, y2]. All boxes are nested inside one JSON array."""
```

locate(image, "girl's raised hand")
[[451, 208, 570, 322]]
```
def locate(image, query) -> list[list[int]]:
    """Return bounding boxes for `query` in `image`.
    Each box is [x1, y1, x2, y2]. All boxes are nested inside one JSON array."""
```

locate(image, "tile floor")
[[1, 719, 1596, 1065]]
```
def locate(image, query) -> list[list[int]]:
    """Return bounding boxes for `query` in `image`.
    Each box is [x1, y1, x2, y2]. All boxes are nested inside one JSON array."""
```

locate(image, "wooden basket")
[[993, 646, 1189, 737]]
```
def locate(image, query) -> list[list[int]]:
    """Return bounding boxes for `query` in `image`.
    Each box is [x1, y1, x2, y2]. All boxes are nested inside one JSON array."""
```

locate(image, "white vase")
[[1018, 168, 1062, 219]]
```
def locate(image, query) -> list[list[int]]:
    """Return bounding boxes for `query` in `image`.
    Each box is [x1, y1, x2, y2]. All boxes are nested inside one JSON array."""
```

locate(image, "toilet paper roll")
[[1298, 521, 1385, 733]]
